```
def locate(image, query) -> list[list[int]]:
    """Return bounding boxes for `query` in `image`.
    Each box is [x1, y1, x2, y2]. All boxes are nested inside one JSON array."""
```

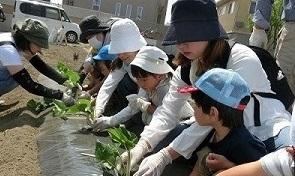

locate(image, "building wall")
[[217, 0, 252, 44], [63, 0, 168, 40]]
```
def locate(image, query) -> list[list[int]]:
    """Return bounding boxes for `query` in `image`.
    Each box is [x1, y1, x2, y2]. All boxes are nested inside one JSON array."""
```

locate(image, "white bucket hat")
[[109, 18, 147, 54], [131, 46, 174, 74]]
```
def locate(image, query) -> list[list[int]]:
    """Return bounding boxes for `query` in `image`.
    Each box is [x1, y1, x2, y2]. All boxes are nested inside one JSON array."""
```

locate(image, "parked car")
[[11, 0, 81, 43], [0, 3, 6, 22]]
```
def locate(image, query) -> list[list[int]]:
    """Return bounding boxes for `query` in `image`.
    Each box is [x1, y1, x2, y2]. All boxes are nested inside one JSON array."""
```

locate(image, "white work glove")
[[134, 148, 172, 176], [91, 116, 119, 132], [79, 91, 91, 99], [126, 94, 151, 112], [126, 94, 140, 106], [249, 27, 268, 49], [61, 93, 75, 106], [135, 98, 151, 112], [117, 140, 150, 172], [87, 108, 103, 125]]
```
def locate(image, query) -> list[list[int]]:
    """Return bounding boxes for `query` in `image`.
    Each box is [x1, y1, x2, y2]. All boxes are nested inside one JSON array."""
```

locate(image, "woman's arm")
[[29, 55, 67, 84], [7, 65, 63, 99]]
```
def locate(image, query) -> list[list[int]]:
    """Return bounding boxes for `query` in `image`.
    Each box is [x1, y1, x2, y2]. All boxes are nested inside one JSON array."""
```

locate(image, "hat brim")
[[109, 35, 147, 54], [178, 86, 199, 94], [80, 26, 110, 43], [162, 21, 228, 46], [131, 57, 174, 74]]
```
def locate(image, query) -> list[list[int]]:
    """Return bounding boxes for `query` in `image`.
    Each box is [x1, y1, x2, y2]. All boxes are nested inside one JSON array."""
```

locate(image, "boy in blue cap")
[[178, 68, 267, 175], [79, 44, 117, 98]]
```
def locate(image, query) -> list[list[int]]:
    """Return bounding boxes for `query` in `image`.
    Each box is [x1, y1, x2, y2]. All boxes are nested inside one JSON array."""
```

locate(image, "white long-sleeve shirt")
[[94, 63, 137, 115], [140, 43, 291, 158], [112, 77, 194, 125]]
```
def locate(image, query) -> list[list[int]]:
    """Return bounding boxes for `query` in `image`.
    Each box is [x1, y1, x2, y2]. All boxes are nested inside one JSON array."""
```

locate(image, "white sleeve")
[[0, 45, 22, 66], [259, 148, 293, 176], [95, 67, 126, 113], [140, 67, 191, 148], [113, 106, 140, 124], [169, 122, 212, 159], [227, 44, 271, 92]]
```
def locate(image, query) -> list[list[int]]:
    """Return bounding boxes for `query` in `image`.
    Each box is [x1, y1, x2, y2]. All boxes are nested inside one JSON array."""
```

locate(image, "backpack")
[[181, 41, 294, 126]]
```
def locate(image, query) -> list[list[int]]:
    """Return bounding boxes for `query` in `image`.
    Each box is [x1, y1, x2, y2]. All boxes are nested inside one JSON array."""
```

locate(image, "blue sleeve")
[[253, 0, 274, 29]]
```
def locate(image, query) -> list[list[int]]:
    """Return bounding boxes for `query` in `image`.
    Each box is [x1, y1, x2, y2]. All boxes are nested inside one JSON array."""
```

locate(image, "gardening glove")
[[87, 108, 103, 125], [61, 93, 75, 106], [92, 116, 119, 132], [134, 148, 172, 176], [126, 94, 140, 107], [249, 27, 268, 49], [135, 98, 151, 112], [79, 91, 91, 99], [117, 139, 150, 172]]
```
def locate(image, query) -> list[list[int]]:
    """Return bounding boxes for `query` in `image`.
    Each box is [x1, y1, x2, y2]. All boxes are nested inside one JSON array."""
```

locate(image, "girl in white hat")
[[91, 46, 193, 134], [89, 18, 147, 125]]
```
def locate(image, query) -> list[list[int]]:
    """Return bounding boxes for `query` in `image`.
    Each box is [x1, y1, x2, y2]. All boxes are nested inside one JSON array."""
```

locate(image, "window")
[[125, 4, 132, 18], [228, 2, 235, 14], [20, 3, 43, 17], [45, 7, 60, 20], [249, 1, 256, 14], [92, 0, 101, 11], [65, 0, 74, 6], [115, 2, 121, 16], [219, 5, 226, 16], [61, 10, 70, 22], [136, 6, 143, 20]]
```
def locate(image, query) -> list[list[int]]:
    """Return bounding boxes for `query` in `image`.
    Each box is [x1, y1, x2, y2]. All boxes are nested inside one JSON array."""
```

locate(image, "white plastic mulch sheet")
[[37, 116, 103, 176]]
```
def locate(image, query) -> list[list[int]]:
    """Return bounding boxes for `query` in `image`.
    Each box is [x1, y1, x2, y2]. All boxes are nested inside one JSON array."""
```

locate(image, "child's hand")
[[206, 153, 235, 172]]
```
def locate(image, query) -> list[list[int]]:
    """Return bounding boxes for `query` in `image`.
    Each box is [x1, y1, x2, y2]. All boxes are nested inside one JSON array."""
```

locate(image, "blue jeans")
[[263, 126, 291, 153], [0, 67, 18, 96]]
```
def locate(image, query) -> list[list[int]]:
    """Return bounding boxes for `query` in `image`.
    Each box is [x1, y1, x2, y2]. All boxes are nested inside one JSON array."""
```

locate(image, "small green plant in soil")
[[26, 98, 54, 114], [52, 99, 93, 120], [57, 62, 80, 88], [95, 126, 138, 176]]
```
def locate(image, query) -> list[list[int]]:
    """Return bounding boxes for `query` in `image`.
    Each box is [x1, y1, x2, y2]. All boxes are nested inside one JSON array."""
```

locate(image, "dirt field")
[[0, 43, 89, 176]]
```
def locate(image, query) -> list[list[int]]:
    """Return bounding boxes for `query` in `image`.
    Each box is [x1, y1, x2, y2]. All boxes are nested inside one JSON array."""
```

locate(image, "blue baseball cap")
[[93, 45, 117, 61], [179, 68, 250, 110]]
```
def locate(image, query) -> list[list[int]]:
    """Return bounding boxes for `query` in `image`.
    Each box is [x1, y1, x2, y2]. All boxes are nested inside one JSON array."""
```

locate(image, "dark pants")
[[104, 73, 138, 116]]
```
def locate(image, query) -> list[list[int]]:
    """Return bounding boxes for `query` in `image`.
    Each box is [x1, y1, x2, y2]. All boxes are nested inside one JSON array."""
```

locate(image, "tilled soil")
[[0, 43, 88, 176]]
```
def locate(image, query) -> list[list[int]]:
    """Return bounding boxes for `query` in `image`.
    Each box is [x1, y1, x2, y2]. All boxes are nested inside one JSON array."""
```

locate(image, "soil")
[[0, 43, 89, 176]]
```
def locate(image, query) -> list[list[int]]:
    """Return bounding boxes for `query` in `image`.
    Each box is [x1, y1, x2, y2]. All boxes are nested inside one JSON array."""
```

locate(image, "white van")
[[11, 0, 81, 43]]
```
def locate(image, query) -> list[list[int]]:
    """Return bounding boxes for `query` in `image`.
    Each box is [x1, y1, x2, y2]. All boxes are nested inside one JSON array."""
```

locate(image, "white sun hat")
[[130, 46, 174, 74], [109, 18, 147, 54]]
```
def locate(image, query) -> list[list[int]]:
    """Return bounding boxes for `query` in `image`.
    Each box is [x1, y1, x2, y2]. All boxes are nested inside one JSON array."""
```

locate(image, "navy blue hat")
[[93, 45, 117, 61], [79, 15, 110, 43], [162, 0, 228, 46]]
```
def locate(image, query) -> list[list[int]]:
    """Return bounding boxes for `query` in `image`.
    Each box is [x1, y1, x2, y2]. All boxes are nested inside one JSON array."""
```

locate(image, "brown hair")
[[173, 39, 231, 76]]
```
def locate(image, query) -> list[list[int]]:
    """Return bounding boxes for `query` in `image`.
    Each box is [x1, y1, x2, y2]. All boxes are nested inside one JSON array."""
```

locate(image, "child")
[[217, 105, 295, 176], [91, 46, 193, 132], [178, 68, 267, 175], [79, 44, 117, 99]]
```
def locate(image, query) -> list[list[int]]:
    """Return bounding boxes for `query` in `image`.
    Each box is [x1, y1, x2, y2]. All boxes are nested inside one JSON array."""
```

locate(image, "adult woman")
[[0, 18, 74, 105], [89, 18, 147, 126], [121, 1, 292, 175]]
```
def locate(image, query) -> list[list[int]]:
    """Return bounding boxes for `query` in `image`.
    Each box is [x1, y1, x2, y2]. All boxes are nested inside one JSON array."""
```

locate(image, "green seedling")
[[57, 62, 80, 88], [95, 126, 138, 176], [52, 99, 93, 120], [26, 98, 54, 114]]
